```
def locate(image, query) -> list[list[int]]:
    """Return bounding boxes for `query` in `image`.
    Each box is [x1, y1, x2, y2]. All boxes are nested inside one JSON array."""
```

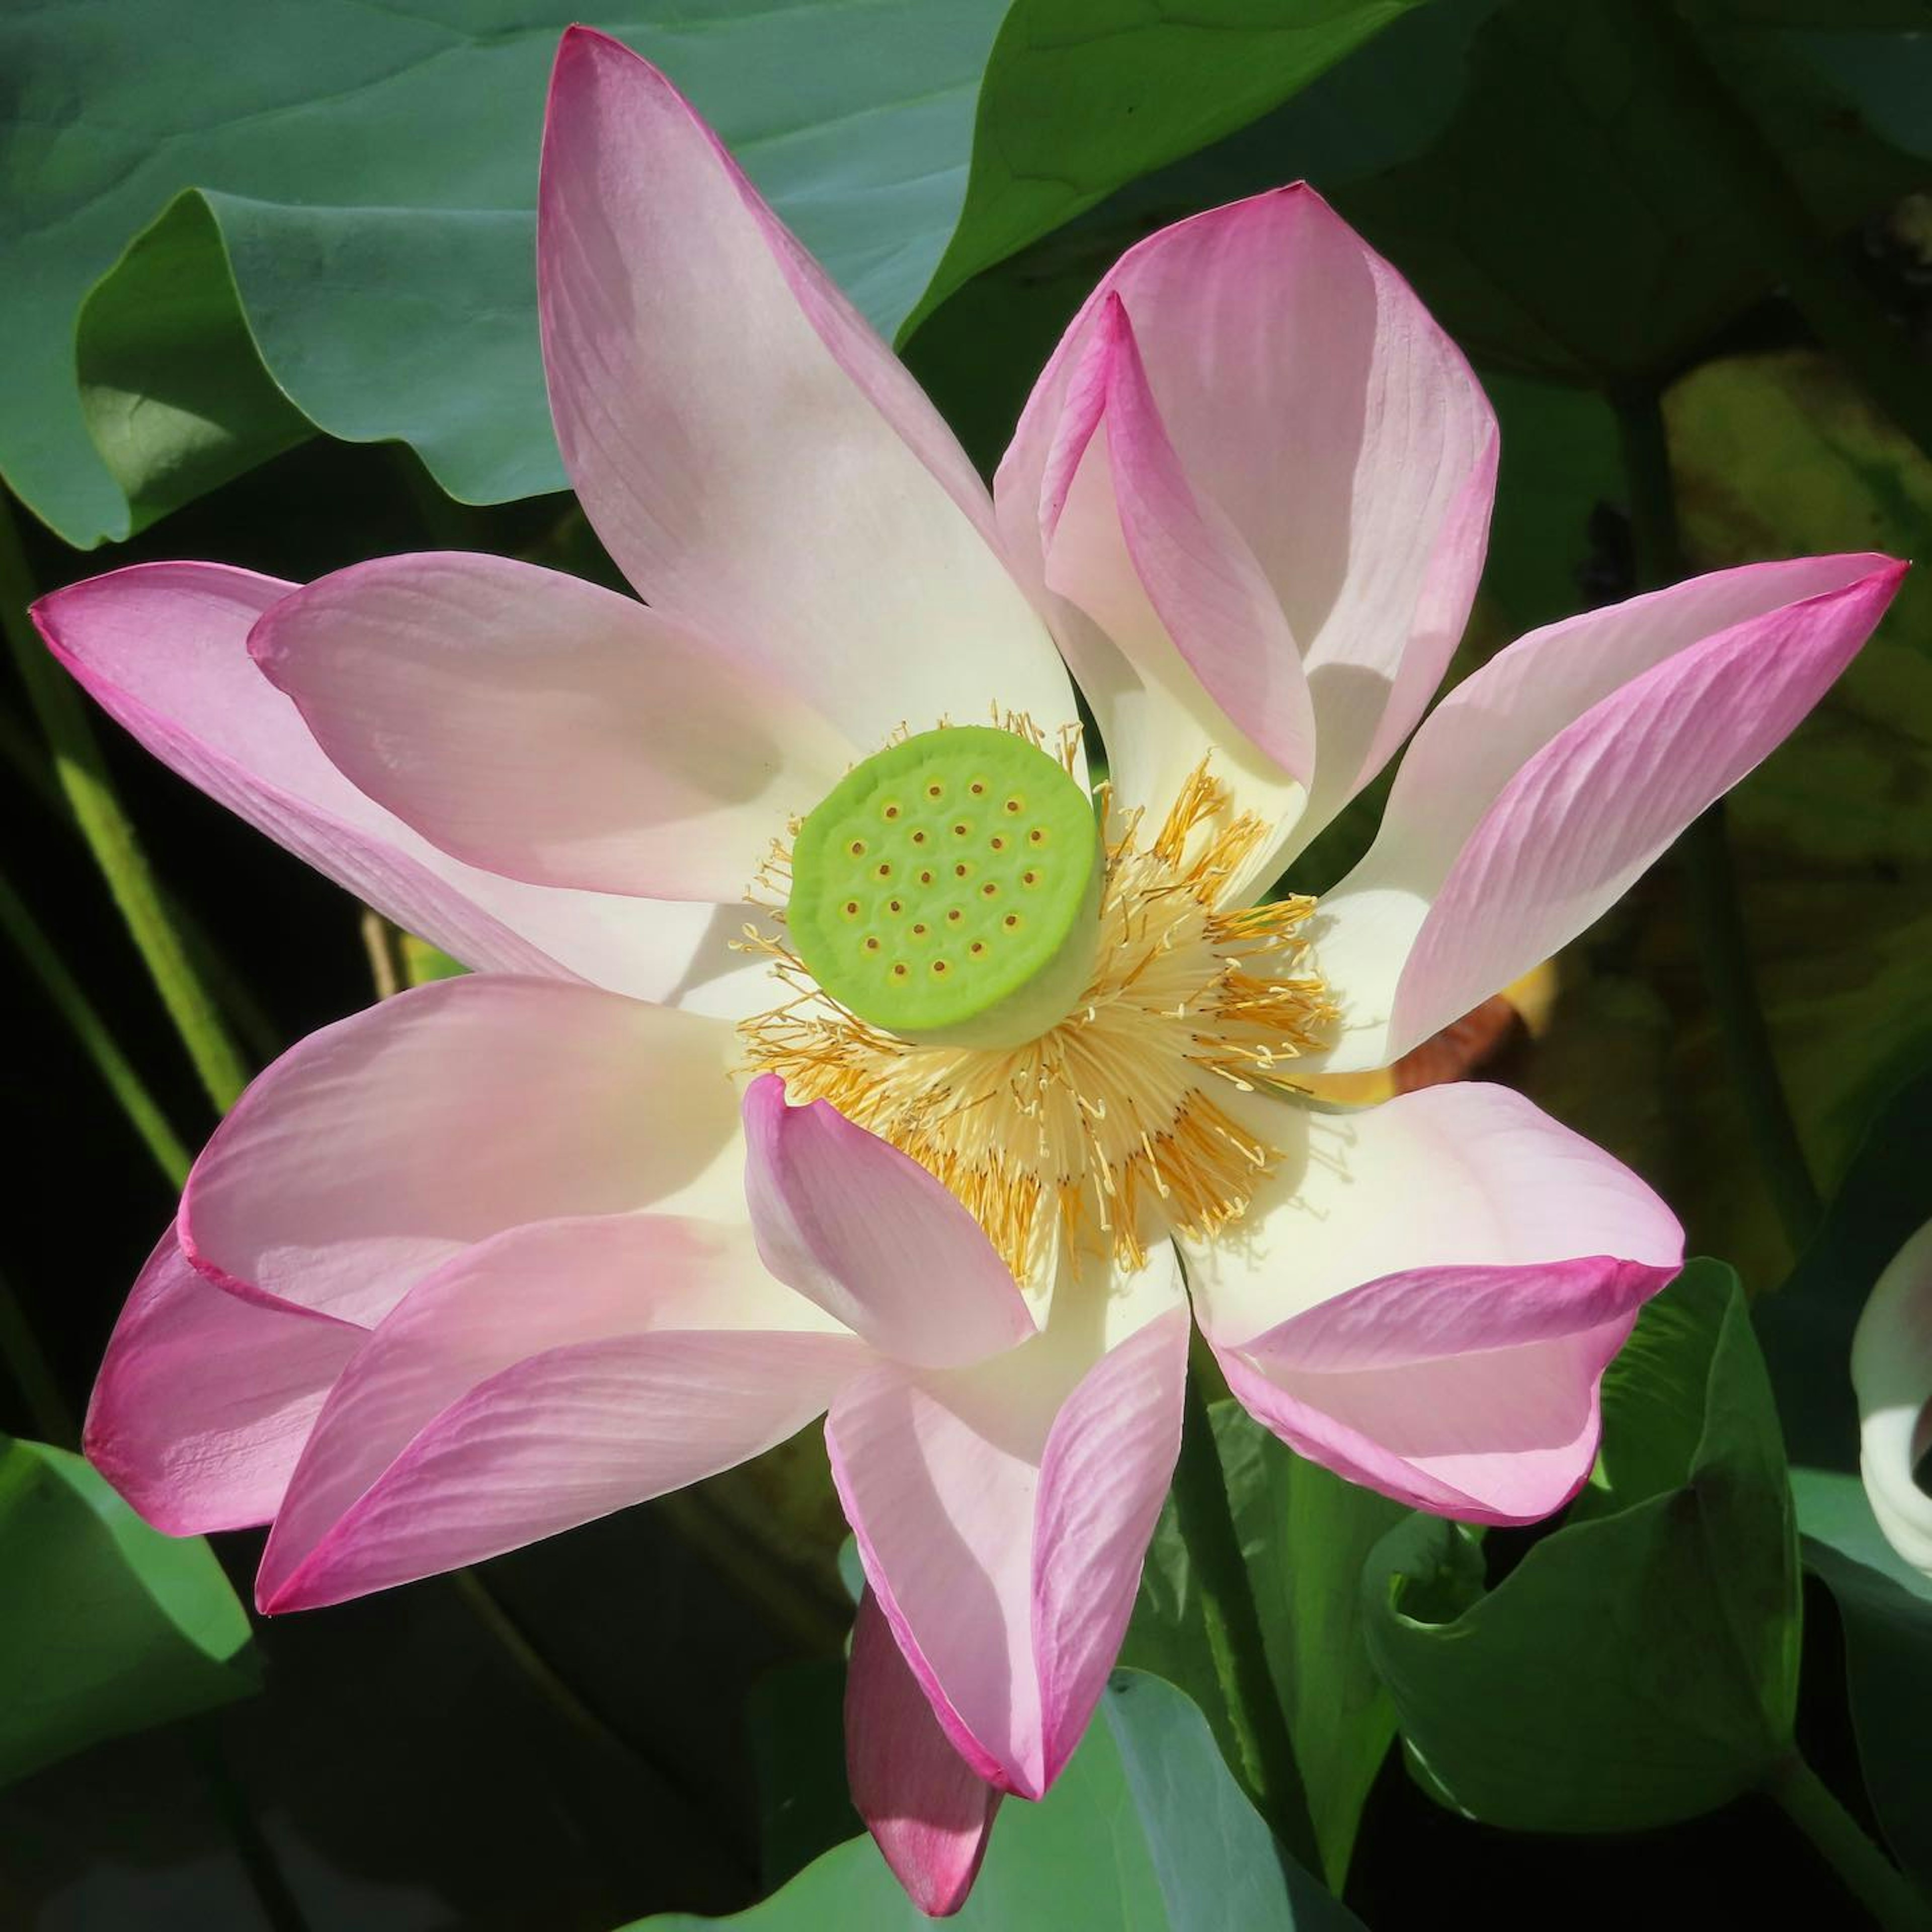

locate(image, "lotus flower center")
[[786, 726, 1103, 1052], [741, 720, 1335, 1284]]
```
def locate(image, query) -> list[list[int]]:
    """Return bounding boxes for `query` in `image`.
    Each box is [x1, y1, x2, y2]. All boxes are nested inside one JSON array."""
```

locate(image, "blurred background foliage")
[[3, 0, 1931, 1926]]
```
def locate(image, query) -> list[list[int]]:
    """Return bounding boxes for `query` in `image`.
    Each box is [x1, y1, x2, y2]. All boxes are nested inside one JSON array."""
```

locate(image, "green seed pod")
[[787, 726, 1102, 1051]]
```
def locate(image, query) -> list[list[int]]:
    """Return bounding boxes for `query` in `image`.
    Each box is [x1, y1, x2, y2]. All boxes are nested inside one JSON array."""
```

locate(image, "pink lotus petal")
[[32, 561, 765, 1013], [1030, 1303, 1190, 1786], [1035, 301, 1311, 893], [183, 976, 742, 1328], [1066, 295, 1316, 788], [1191, 1084, 1682, 1523], [846, 1586, 1002, 1917], [742, 1076, 1034, 1370], [999, 184, 1495, 853], [84, 1225, 361, 1535], [538, 28, 1076, 755], [828, 1251, 1187, 1797], [259, 1212, 866, 1611], [251, 551, 851, 902], [1315, 553, 1905, 1072]]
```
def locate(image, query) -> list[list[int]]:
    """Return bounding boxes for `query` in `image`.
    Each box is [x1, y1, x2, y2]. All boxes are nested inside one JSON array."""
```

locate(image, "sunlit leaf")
[[2, 0, 1011, 546], [634, 1671, 1361, 1930], [7, 0, 1454, 550], [1125, 1403, 1405, 1889], [902, 0, 1432, 338], [1364, 1262, 1801, 1830], [0, 1435, 256, 1788], [76, 191, 312, 536]]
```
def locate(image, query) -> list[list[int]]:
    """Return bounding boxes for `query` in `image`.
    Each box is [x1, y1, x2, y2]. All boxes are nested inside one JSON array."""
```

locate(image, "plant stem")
[[448, 1570, 639, 1765], [0, 859, 192, 1188], [360, 907, 406, 1000], [189, 1725, 316, 1932], [0, 495, 251, 1115], [0, 708, 284, 1066], [1170, 1348, 1319, 1872], [1767, 1753, 1932, 1932], [1611, 384, 1822, 1255]]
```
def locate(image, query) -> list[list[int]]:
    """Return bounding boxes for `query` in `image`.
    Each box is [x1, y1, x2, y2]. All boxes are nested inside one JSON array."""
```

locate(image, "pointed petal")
[[182, 976, 742, 1328], [828, 1248, 1187, 1797], [1853, 1218, 1932, 1578], [1190, 1085, 1682, 1524], [251, 551, 851, 902], [846, 1586, 1002, 1918], [32, 561, 764, 1012], [538, 28, 1075, 754], [259, 1212, 865, 1611], [1000, 185, 1495, 852], [84, 1226, 360, 1535], [742, 1077, 1034, 1369], [1033, 297, 1309, 889], [1314, 553, 1904, 1071]]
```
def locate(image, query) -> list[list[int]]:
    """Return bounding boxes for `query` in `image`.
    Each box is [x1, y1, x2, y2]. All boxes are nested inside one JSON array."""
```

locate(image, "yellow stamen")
[[738, 734, 1334, 1282]]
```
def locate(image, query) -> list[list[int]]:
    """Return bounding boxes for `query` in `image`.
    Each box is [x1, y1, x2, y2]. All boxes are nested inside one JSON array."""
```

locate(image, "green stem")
[[1629, 0, 1932, 462], [448, 1570, 640, 1764], [1611, 384, 1822, 1255], [0, 702, 283, 1067], [0, 859, 192, 1187], [0, 1267, 78, 1448], [189, 1726, 316, 1932], [1170, 1349, 1319, 1872], [0, 495, 250, 1115], [1767, 1754, 1932, 1932]]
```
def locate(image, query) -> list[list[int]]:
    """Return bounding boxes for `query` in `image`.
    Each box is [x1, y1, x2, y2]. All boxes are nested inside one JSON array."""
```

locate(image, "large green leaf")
[[2, 0, 1011, 546], [634, 1670, 1361, 1929], [1124, 1402, 1405, 1889], [7, 0, 1447, 550], [900, 0, 1432, 338], [0, 1435, 257, 1787], [1363, 1261, 1801, 1831], [74, 190, 314, 536], [937, 0, 1929, 402]]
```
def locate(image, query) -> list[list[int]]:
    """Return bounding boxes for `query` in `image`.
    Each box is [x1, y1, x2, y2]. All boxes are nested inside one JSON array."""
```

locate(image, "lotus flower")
[[1854, 1218, 1932, 1579], [40, 26, 1900, 1915]]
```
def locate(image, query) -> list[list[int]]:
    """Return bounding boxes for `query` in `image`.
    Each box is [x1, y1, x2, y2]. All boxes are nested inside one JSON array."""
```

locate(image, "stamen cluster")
[[741, 741, 1334, 1281]]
